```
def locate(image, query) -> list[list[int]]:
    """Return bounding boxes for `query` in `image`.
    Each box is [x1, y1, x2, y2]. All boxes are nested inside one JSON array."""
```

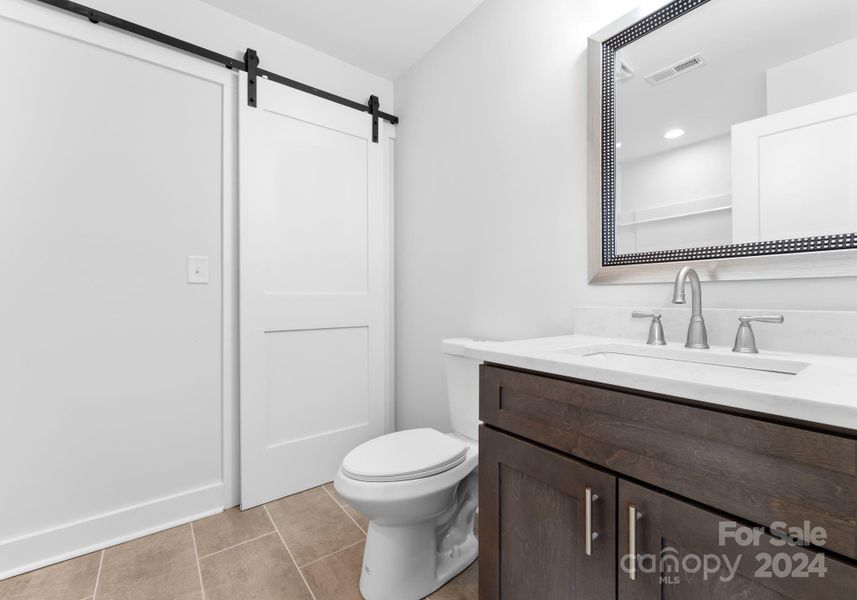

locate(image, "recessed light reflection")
[[616, 142, 622, 149], [664, 128, 685, 140]]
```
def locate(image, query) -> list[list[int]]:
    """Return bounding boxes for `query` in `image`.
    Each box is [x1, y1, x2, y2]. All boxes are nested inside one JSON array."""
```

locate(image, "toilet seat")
[[342, 428, 468, 482]]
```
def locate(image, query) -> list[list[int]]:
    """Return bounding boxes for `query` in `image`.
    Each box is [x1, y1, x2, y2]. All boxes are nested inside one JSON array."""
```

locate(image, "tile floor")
[[0, 483, 478, 600]]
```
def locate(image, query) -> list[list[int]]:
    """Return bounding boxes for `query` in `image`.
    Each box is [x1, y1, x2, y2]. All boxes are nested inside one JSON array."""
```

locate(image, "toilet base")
[[358, 470, 478, 600]]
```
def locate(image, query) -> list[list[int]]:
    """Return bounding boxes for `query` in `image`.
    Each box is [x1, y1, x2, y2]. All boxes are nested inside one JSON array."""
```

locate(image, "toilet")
[[334, 339, 480, 600]]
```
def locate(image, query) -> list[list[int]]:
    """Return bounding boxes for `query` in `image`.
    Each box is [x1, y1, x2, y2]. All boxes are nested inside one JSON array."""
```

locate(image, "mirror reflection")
[[614, 0, 857, 255]]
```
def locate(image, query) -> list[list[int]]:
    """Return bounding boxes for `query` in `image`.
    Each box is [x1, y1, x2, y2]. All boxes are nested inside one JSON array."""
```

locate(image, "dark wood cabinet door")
[[479, 426, 616, 600], [618, 480, 857, 600]]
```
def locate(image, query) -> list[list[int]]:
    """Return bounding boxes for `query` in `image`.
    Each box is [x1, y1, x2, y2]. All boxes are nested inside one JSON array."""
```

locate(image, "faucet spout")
[[672, 266, 709, 349]]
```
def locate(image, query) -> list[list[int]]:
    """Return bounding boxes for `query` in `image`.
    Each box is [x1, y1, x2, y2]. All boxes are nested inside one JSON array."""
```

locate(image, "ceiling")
[[198, 0, 485, 79], [615, 0, 857, 162]]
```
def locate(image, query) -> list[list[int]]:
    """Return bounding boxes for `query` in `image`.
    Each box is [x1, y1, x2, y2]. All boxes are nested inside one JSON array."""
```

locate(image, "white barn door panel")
[[239, 73, 392, 508]]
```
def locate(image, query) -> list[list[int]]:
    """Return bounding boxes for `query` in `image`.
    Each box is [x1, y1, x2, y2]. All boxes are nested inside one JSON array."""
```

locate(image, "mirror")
[[600, 0, 857, 261]]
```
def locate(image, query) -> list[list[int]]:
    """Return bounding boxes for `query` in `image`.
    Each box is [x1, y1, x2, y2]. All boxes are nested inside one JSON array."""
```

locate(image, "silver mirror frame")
[[587, 0, 857, 284]]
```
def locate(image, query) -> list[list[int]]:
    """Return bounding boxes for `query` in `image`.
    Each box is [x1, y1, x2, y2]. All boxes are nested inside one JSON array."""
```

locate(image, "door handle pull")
[[629, 505, 642, 580], [585, 487, 599, 556]]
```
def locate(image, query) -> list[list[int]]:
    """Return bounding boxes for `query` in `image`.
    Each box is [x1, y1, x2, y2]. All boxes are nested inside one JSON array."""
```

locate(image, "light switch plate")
[[187, 255, 209, 284]]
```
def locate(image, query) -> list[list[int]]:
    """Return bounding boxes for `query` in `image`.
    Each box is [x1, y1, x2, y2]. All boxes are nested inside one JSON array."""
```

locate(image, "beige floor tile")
[[322, 482, 347, 507], [192, 506, 274, 558], [343, 505, 369, 533], [429, 560, 479, 600], [199, 533, 311, 600], [96, 524, 202, 600], [0, 551, 101, 600], [266, 486, 364, 566], [301, 541, 364, 600]]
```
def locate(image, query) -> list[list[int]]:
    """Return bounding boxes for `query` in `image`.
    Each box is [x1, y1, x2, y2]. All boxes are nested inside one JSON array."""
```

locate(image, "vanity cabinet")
[[478, 364, 857, 599]]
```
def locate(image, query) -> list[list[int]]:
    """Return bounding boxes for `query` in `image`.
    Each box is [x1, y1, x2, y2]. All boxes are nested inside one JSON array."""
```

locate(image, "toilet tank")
[[442, 339, 481, 441]]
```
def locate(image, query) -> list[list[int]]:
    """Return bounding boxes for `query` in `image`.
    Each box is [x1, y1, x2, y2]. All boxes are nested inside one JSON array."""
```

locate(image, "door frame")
[[381, 113, 397, 434]]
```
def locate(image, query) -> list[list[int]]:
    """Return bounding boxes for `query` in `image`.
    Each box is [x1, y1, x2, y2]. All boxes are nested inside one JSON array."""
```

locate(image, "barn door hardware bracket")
[[369, 95, 380, 143], [28, 0, 399, 126], [245, 48, 259, 107]]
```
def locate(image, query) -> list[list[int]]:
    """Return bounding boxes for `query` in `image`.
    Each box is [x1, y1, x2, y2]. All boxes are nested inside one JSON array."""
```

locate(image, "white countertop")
[[446, 335, 857, 431]]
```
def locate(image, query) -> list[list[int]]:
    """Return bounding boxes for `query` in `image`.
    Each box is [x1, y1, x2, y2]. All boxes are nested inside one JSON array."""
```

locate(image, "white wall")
[[0, 0, 392, 579], [393, 0, 857, 432], [767, 38, 857, 114], [617, 134, 731, 253], [619, 135, 731, 214]]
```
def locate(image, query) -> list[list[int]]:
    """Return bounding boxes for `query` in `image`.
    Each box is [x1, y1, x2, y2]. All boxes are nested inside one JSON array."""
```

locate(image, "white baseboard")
[[0, 483, 224, 580]]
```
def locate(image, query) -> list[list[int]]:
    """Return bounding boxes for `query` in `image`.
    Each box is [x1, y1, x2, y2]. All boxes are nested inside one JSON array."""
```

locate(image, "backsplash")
[[574, 306, 857, 358]]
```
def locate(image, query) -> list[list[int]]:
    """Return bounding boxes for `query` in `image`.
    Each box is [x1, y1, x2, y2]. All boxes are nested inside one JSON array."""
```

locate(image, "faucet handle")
[[632, 311, 667, 346], [632, 311, 660, 320], [739, 315, 785, 325], [733, 315, 784, 353]]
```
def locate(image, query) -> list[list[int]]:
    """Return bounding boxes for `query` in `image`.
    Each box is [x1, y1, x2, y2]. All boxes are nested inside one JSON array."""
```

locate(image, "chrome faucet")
[[672, 266, 709, 349]]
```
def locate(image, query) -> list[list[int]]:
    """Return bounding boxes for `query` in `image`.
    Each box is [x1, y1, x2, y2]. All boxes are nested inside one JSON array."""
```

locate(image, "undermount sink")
[[553, 343, 809, 376]]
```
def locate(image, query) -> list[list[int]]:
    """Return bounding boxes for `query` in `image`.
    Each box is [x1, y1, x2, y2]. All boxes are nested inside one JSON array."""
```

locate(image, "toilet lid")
[[342, 428, 468, 482]]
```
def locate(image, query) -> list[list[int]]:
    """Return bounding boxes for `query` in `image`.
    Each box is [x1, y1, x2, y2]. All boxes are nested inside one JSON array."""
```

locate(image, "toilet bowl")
[[334, 339, 480, 600]]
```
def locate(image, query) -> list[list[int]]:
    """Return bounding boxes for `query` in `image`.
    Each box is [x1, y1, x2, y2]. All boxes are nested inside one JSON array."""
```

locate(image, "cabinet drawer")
[[618, 480, 857, 599], [480, 365, 857, 561]]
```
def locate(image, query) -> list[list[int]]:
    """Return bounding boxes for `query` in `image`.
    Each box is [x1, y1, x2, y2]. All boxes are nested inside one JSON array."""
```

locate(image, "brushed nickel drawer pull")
[[585, 487, 599, 556], [629, 505, 642, 580]]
